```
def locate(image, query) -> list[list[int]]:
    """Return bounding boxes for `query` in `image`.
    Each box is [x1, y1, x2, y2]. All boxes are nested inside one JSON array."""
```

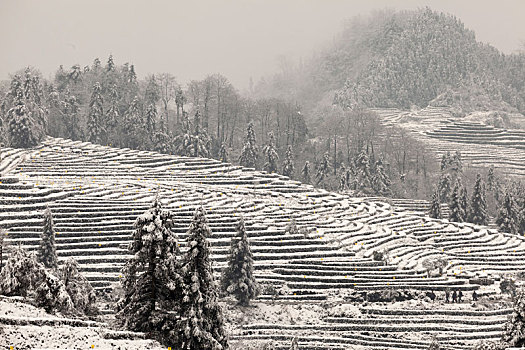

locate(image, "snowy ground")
[[0, 297, 164, 350]]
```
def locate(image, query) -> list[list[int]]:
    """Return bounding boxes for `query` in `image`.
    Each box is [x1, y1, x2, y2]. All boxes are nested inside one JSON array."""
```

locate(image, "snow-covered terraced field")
[[0, 136, 522, 349], [370, 106, 525, 177]]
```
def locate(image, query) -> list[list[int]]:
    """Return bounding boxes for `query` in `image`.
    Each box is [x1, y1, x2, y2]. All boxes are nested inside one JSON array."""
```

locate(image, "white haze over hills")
[[1, 0, 525, 89]]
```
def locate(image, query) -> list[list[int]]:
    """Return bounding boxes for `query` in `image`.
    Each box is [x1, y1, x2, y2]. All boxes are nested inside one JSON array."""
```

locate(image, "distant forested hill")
[[256, 8, 525, 115]]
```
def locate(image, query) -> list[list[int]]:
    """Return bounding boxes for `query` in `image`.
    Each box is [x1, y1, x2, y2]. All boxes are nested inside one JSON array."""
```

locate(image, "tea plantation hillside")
[[1, 137, 523, 349]]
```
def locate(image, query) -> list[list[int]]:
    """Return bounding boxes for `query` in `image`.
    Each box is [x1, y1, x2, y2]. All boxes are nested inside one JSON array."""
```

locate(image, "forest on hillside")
[[1, 8, 524, 204]]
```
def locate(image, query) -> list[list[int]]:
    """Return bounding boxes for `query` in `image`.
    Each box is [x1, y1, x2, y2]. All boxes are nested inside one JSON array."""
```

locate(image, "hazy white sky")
[[1, 0, 524, 88]]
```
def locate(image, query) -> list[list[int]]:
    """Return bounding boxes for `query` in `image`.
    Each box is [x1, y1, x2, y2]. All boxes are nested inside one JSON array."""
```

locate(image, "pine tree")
[[339, 164, 347, 191], [219, 143, 228, 162], [502, 288, 525, 347], [122, 96, 143, 149], [174, 112, 192, 156], [37, 207, 58, 270], [449, 180, 465, 222], [152, 119, 172, 154], [6, 91, 43, 148], [470, 174, 488, 225], [450, 151, 463, 174], [87, 82, 105, 144], [354, 148, 371, 191], [371, 158, 391, 195], [239, 121, 258, 169], [519, 202, 525, 237], [190, 109, 210, 158], [460, 185, 469, 222], [282, 145, 294, 178], [301, 161, 311, 184], [440, 153, 449, 172], [145, 104, 157, 134], [106, 54, 116, 72], [316, 153, 331, 186], [178, 207, 228, 349], [496, 191, 519, 234], [118, 196, 182, 345], [487, 165, 496, 191], [105, 83, 120, 129], [437, 173, 452, 203], [220, 217, 259, 306], [429, 189, 442, 219], [62, 91, 82, 141], [263, 132, 279, 173]]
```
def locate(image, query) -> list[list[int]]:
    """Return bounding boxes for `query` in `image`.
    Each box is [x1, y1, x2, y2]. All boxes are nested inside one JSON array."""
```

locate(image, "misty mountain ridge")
[[256, 7, 525, 118]]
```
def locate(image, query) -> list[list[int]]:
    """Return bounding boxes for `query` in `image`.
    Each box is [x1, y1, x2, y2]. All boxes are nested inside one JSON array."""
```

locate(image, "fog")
[[1, 0, 524, 89]]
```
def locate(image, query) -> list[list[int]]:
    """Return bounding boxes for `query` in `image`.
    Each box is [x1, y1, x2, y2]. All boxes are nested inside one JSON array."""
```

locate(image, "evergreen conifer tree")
[[438, 173, 452, 203], [37, 207, 58, 270], [220, 217, 259, 306], [460, 185, 469, 223], [449, 180, 465, 222], [450, 151, 463, 174], [440, 153, 449, 172], [429, 189, 442, 219], [502, 288, 525, 347], [219, 142, 228, 162], [239, 121, 258, 169], [301, 161, 311, 184], [122, 96, 143, 149], [177, 207, 228, 349], [118, 196, 182, 345], [106, 55, 116, 72], [496, 191, 519, 234], [152, 119, 172, 154], [6, 91, 43, 148], [371, 158, 391, 195], [354, 148, 371, 190], [87, 82, 105, 144], [282, 145, 295, 178], [519, 203, 525, 237], [145, 104, 157, 134], [263, 132, 279, 173], [339, 164, 347, 191], [470, 174, 488, 225], [487, 165, 496, 192], [63, 91, 82, 141], [316, 153, 331, 186]]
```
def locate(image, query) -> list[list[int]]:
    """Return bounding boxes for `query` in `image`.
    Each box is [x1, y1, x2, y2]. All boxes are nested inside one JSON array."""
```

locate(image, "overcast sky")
[[1, 0, 524, 89]]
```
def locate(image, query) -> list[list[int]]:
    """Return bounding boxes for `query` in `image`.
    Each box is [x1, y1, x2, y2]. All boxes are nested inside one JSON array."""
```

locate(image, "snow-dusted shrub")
[[35, 272, 74, 313], [0, 246, 42, 297], [60, 258, 97, 314], [428, 336, 440, 349], [472, 340, 507, 350], [0, 246, 73, 314]]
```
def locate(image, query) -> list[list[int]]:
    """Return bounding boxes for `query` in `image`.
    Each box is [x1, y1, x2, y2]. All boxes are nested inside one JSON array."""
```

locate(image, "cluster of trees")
[[0, 208, 96, 315], [117, 196, 259, 348], [335, 8, 525, 114], [429, 153, 525, 235], [0, 53, 450, 202]]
